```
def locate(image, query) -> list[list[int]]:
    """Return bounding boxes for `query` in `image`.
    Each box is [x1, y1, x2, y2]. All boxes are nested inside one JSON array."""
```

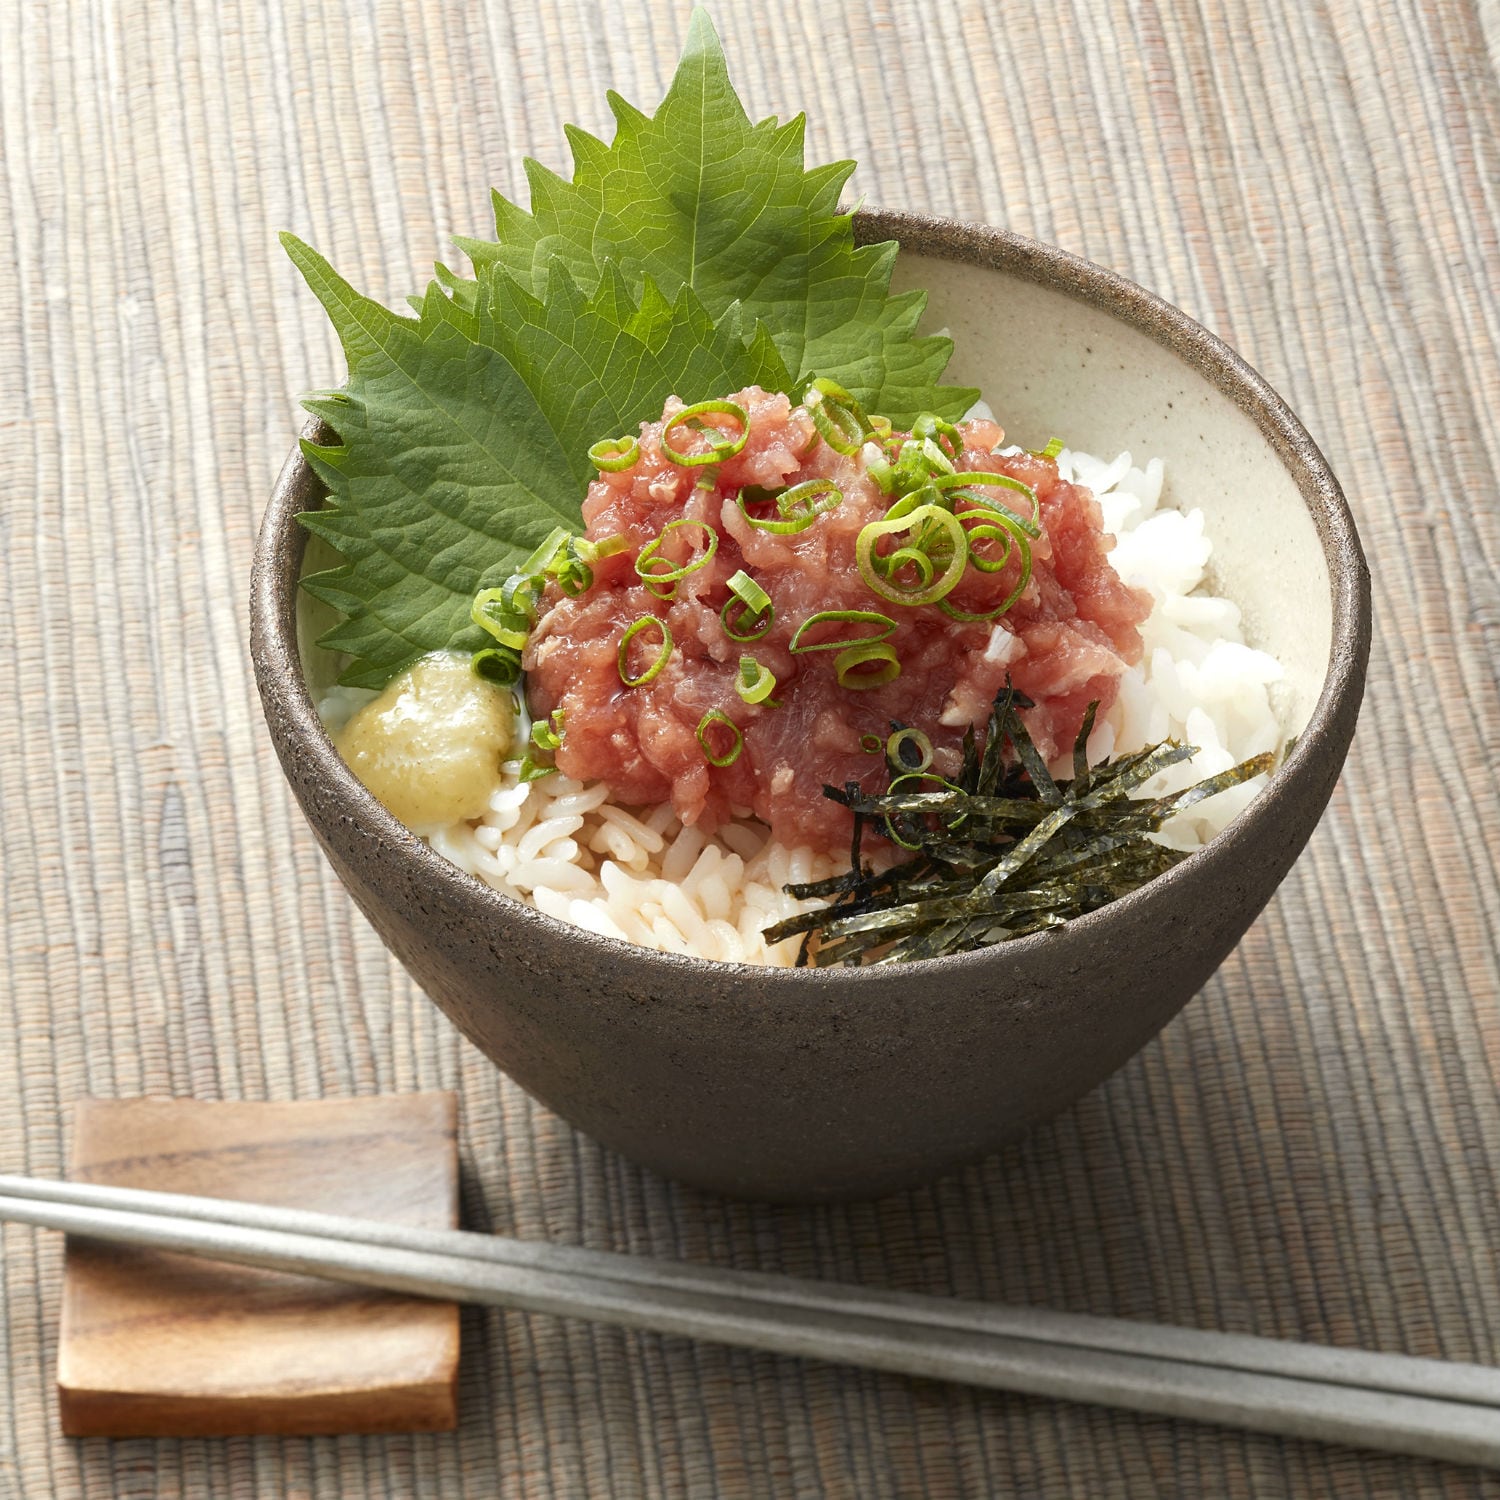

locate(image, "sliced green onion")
[[696, 710, 743, 766], [887, 727, 934, 773], [552, 549, 594, 597], [882, 771, 967, 848], [736, 656, 778, 705], [617, 615, 673, 687], [856, 504, 969, 608], [937, 596, 1011, 624], [789, 609, 897, 654], [661, 400, 749, 466], [472, 587, 531, 650], [721, 569, 775, 641], [883, 545, 935, 592], [960, 520, 1018, 574], [635, 518, 719, 586], [918, 436, 957, 475], [941, 533, 1033, 620], [834, 641, 901, 690], [576, 533, 628, 563], [1040, 436, 1065, 459], [859, 733, 884, 753], [777, 478, 843, 524], [863, 441, 896, 493], [913, 412, 966, 462], [518, 752, 557, 783], [529, 709, 565, 753], [476, 527, 623, 645], [804, 378, 869, 456], [471, 646, 521, 685], [736, 489, 823, 535], [888, 436, 947, 495], [938, 471, 1041, 536], [518, 526, 572, 576], [695, 464, 721, 491], [588, 435, 640, 472]]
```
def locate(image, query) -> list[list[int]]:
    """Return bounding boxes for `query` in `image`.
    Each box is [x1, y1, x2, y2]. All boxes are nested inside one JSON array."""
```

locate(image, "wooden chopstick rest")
[[57, 1094, 461, 1439]]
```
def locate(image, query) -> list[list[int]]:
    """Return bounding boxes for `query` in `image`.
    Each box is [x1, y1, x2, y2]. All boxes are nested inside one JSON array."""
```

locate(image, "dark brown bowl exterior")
[[251, 215, 1370, 1202]]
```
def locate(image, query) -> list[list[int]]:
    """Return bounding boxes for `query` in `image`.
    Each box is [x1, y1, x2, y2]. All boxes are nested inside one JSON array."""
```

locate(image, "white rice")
[[1063, 448, 1284, 850], [319, 450, 1286, 964]]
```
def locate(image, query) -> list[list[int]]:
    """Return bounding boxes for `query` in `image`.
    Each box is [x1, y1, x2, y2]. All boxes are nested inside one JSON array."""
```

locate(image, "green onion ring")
[[856, 504, 969, 608], [737, 490, 822, 535], [864, 442, 896, 494], [834, 641, 901, 690], [859, 733, 883, 753], [736, 656, 778, 705], [913, 412, 966, 462], [471, 646, 521, 685], [720, 569, 774, 641], [520, 526, 574, 577], [777, 478, 843, 523], [553, 555, 594, 596], [1039, 436, 1065, 459], [788, 609, 898, 654], [804, 378, 869, 456], [696, 710, 744, 766], [939, 536, 1033, 621], [588, 435, 640, 472], [660, 400, 749, 467], [617, 615, 673, 687], [882, 545, 936, 593], [472, 583, 538, 650], [881, 771, 969, 846], [530, 710, 565, 753], [937, 471, 1041, 535], [937, 596, 1011, 624], [518, 753, 557, 783], [886, 727, 934, 773], [918, 436, 957, 475], [635, 518, 719, 585], [881, 486, 942, 522], [960, 521, 1017, 575], [577, 533, 628, 563]]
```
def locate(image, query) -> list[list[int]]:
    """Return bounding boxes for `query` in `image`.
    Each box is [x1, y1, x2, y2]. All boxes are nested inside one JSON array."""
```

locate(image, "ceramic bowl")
[[251, 210, 1370, 1202]]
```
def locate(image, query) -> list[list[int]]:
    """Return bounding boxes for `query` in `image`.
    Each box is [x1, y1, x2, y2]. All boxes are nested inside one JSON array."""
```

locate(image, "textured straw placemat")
[[3, 1, 1498, 1495]]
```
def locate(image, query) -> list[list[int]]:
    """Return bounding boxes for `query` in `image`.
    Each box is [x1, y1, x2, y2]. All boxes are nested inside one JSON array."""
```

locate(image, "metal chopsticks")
[[2, 1174, 1496, 1468]]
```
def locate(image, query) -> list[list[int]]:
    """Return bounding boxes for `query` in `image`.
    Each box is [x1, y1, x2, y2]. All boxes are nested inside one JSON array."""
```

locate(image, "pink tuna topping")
[[523, 386, 1150, 856]]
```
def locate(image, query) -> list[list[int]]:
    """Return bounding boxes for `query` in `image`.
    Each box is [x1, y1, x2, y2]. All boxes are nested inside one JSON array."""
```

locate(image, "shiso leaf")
[[447, 8, 976, 426], [284, 234, 790, 686], [765, 686, 1277, 965]]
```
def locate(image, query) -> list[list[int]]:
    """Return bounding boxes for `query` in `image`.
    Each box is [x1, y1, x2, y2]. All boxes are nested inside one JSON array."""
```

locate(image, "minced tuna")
[[524, 386, 1149, 855]]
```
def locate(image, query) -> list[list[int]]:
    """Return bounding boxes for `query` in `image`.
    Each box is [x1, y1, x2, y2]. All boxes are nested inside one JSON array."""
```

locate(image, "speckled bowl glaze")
[[251, 211, 1370, 1202]]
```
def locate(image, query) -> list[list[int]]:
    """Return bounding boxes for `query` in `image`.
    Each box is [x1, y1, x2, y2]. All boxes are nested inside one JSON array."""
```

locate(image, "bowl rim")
[[251, 210, 1371, 986]]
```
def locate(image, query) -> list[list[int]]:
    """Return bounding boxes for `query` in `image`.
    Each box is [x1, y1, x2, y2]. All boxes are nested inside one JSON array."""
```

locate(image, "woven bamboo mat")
[[2, 0, 1498, 1494]]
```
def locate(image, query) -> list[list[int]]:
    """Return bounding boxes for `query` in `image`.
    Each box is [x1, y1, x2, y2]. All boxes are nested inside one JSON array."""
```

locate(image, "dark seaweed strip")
[[976, 683, 1019, 796], [762, 680, 1280, 966], [970, 803, 1080, 897], [1003, 698, 1061, 805], [1152, 752, 1275, 817], [1072, 701, 1098, 794]]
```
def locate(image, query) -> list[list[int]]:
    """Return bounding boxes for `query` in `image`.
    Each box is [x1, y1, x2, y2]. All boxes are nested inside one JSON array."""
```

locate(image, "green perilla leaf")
[[284, 233, 790, 686], [449, 9, 975, 425]]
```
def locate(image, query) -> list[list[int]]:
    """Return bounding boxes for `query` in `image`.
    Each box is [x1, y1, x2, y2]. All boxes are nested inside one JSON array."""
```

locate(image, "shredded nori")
[[764, 683, 1276, 966]]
